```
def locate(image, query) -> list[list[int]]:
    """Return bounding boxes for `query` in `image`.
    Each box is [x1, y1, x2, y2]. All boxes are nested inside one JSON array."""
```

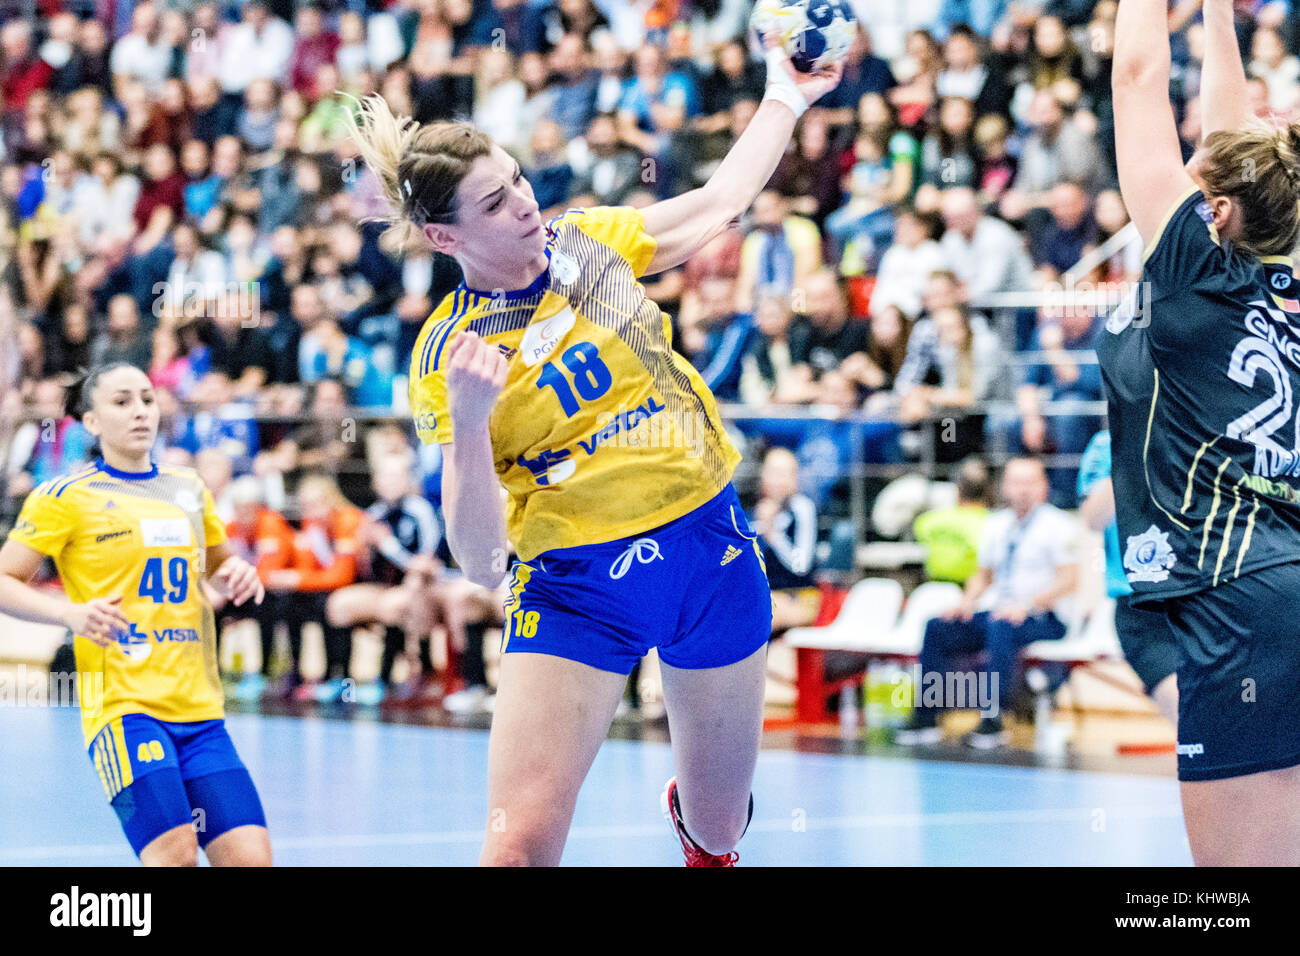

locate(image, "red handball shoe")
[[660, 778, 739, 867]]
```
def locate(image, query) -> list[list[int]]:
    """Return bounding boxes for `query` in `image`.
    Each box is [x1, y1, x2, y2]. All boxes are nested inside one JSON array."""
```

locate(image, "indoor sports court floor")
[[0, 705, 1193, 865]]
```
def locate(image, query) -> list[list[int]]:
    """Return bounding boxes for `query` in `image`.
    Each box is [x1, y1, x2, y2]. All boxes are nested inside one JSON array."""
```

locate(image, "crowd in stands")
[[3, 0, 1293, 714]]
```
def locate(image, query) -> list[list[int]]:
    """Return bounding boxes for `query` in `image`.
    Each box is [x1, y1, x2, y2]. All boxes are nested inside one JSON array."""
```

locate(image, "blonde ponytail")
[[346, 93, 494, 256]]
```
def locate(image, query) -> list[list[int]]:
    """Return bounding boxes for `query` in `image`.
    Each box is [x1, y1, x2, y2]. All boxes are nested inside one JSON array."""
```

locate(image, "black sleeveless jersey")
[[1097, 188, 1300, 606]]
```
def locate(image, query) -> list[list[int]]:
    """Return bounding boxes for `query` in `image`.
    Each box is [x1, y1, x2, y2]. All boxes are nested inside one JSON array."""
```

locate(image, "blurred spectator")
[[1000, 89, 1106, 215], [257, 377, 370, 504], [897, 457, 1078, 748], [895, 302, 999, 460], [1014, 302, 1103, 504], [570, 113, 641, 206], [473, 47, 528, 154], [735, 190, 821, 313], [525, 119, 574, 215], [1031, 181, 1098, 275], [920, 96, 978, 190], [262, 473, 364, 701], [870, 206, 945, 318], [1249, 25, 1300, 114], [973, 112, 1016, 207], [288, 4, 340, 97], [91, 294, 154, 369], [937, 23, 1010, 115], [681, 276, 755, 402], [171, 370, 259, 473], [816, 26, 897, 120], [4, 377, 94, 500], [913, 455, 991, 584], [149, 320, 201, 399], [217, 475, 296, 695], [699, 37, 765, 123], [825, 127, 899, 267], [739, 290, 796, 405], [324, 457, 442, 707], [109, 2, 170, 97], [2, 22, 53, 135], [753, 447, 821, 632], [547, 33, 599, 142], [219, 1, 296, 102], [41, 302, 93, 377], [939, 186, 1034, 300], [199, 289, 272, 397], [889, 29, 943, 127], [617, 43, 698, 198], [780, 270, 871, 404], [767, 109, 844, 229]]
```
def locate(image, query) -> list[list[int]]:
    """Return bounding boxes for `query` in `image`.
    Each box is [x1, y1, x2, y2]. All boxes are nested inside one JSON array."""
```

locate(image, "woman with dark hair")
[[767, 108, 847, 228], [920, 95, 979, 189], [0, 362, 270, 866]]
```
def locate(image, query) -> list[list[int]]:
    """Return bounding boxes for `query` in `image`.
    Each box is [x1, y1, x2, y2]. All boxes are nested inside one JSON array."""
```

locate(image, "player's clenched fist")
[[446, 331, 508, 432]]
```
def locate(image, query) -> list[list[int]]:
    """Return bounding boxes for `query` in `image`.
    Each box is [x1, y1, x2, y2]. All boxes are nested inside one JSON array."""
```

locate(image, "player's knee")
[[142, 828, 200, 867], [215, 843, 273, 867]]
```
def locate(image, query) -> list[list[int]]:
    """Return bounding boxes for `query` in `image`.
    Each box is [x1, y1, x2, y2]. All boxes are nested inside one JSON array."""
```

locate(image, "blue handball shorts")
[[499, 484, 773, 674], [88, 713, 266, 856]]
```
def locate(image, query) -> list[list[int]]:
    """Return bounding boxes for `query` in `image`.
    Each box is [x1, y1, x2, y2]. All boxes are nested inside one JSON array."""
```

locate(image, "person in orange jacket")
[[262, 473, 365, 702], [214, 476, 298, 701]]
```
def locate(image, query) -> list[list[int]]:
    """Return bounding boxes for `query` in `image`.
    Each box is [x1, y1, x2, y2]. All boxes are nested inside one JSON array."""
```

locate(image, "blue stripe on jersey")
[[420, 290, 462, 377], [430, 290, 470, 372], [53, 468, 99, 498], [419, 298, 456, 377]]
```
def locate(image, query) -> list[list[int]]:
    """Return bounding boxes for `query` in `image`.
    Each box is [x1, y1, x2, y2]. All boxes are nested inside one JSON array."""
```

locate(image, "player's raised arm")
[[639, 42, 842, 276], [1112, 0, 1198, 247], [1201, 0, 1252, 138]]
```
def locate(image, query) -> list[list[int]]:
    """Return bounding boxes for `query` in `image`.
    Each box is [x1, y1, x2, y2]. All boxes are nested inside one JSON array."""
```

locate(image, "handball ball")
[[751, 0, 857, 73]]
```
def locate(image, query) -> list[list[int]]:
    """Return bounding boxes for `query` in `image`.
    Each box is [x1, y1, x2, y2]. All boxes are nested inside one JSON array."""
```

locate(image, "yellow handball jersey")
[[409, 206, 742, 561], [8, 459, 228, 743]]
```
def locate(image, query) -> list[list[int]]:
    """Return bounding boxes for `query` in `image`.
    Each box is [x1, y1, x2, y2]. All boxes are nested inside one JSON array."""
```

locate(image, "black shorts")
[[1114, 593, 1181, 695], [1165, 562, 1300, 782]]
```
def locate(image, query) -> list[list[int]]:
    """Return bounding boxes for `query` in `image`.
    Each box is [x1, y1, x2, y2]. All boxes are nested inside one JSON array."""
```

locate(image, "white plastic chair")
[[1023, 598, 1121, 663], [872, 581, 966, 656], [784, 578, 905, 652]]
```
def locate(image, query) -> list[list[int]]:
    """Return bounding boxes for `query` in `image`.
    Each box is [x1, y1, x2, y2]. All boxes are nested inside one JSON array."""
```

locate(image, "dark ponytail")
[[69, 361, 138, 419]]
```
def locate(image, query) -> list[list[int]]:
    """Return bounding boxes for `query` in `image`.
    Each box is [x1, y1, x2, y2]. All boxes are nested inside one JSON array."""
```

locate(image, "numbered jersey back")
[[1098, 187, 1300, 604]]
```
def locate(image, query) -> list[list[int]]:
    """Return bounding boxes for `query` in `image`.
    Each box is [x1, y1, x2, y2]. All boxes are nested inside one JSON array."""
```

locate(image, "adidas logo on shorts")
[[720, 545, 742, 566]]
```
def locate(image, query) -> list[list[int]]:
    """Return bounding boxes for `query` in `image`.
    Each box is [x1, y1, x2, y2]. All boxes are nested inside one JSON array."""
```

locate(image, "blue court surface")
[[0, 707, 1193, 866]]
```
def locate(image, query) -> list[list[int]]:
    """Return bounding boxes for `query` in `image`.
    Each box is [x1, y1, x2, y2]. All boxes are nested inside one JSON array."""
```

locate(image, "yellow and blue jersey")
[[8, 458, 227, 744], [409, 206, 742, 561]]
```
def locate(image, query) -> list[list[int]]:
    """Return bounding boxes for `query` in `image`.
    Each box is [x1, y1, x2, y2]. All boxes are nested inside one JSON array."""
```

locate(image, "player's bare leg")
[[204, 824, 273, 867], [659, 641, 766, 856], [139, 824, 199, 867], [479, 652, 625, 866], [1181, 765, 1300, 865]]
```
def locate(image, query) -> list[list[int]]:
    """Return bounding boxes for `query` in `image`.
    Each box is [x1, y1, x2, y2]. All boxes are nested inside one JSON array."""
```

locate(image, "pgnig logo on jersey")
[[1123, 525, 1177, 583]]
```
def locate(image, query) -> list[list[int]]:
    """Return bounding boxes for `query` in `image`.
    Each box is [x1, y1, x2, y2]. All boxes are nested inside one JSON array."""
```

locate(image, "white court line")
[[0, 802, 1185, 861]]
